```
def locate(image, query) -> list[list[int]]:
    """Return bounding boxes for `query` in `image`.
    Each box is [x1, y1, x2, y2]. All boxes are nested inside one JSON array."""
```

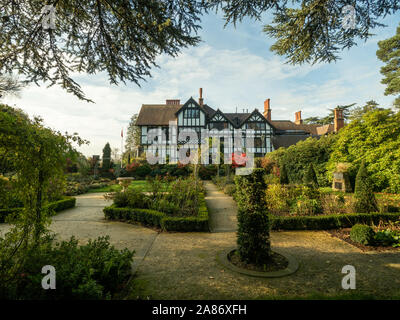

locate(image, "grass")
[[87, 180, 169, 193]]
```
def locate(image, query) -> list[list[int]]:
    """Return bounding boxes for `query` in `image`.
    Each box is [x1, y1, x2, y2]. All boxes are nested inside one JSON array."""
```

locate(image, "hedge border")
[[271, 212, 400, 230], [0, 197, 76, 223], [103, 192, 209, 232]]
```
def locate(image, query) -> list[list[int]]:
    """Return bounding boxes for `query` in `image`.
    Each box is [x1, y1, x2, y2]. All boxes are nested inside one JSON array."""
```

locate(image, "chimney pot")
[[199, 88, 204, 106], [263, 98, 271, 121], [166, 99, 180, 105], [334, 108, 344, 132], [295, 111, 303, 125]]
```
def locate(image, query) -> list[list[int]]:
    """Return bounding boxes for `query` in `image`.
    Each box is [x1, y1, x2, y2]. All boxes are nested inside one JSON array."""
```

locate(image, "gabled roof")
[[136, 104, 181, 126], [270, 120, 320, 135], [225, 109, 274, 129]]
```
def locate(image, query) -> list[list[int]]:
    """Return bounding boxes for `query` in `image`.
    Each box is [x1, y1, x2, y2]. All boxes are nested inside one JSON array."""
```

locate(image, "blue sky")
[[3, 10, 400, 157]]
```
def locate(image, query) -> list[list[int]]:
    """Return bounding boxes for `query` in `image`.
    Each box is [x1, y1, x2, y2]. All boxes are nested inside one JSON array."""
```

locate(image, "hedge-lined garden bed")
[[0, 197, 76, 223], [271, 212, 400, 231], [103, 192, 209, 232]]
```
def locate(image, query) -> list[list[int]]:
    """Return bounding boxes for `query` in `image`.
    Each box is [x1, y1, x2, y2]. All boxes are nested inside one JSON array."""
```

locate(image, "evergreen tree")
[[304, 163, 318, 187], [235, 169, 271, 265], [377, 23, 400, 109], [279, 163, 289, 185], [353, 161, 378, 213], [0, 75, 24, 98], [0, 1, 203, 101], [102, 143, 112, 171], [1, 1, 399, 101]]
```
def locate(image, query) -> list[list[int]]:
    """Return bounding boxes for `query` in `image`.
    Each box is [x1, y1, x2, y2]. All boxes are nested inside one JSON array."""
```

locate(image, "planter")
[[217, 247, 299, 278], [117, 177, 134, 191]]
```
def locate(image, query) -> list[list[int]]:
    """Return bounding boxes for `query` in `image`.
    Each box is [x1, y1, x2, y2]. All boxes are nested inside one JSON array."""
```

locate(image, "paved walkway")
[[0, 190, 399, 299], [204, 182, 238, 232]]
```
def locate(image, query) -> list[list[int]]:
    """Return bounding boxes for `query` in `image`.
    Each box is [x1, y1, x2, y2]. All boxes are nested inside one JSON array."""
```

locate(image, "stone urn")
[[117, 177, 134, 192]]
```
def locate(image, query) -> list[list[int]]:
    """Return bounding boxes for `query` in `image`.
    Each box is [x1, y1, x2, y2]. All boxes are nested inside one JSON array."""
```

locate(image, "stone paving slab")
[[204, 182, 238, 233]]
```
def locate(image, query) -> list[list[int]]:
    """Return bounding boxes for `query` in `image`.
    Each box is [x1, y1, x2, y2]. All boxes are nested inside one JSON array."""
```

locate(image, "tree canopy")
[[1, 1, 399, 100], [0, 0, 203, 101], [377, 23, 400, 109], [327, 107, 400, 193]]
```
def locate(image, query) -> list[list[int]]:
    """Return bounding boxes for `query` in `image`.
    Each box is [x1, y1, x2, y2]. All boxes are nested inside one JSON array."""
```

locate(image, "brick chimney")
[[199, 88, 204, 106], [334, 108, 344, 132], [166, 99, 180, 105], [294, 111, 303, 125], [263, 98, 271, 121]]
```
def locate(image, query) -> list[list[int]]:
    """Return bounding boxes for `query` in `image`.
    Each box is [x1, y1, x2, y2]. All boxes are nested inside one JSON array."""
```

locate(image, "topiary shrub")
[[304, 163, 319, 187], [234, 168, 271, 265], [350, 224, 375, 245], [353, 161, 378, 213]]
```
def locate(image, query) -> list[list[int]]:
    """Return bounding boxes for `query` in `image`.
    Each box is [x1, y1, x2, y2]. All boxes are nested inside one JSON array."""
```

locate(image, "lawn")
[[87, 180, 169, 193]]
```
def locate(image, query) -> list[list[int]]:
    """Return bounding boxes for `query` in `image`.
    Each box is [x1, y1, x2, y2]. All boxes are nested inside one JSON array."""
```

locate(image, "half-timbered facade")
[[135, 89, 343, 162]]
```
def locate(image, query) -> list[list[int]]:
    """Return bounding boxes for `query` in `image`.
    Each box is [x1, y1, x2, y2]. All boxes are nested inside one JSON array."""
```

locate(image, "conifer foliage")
[[234, 169, 271, 265], [377, 23, 400, 109], [353, 161, 378, 213]]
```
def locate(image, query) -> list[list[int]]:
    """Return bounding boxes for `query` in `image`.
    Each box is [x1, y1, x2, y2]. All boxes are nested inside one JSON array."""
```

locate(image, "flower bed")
[[103, 192, 209, 232], [0, 197, 76, 223]]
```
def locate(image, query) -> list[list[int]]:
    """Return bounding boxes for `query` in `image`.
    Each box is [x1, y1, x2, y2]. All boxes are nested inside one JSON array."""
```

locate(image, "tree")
[[0, 75, 24, 98], [234, 169, 271, 265], [279, 163, 289, 184], [327, 108, 400, 193], [353, 161, 378, 213], [102, 143, 111, 171], [304, 104, 356, 125], [377, 23, 400, 109], [125, 114, 141, 159], [0, 1, 203, 101], [2, 2, 399, 101], [269, 134, 338, 187], [207, 1, 400, 64], [349, 100, 382, 121], [0, 103, 85, 284], [304, 163, 318, 187]]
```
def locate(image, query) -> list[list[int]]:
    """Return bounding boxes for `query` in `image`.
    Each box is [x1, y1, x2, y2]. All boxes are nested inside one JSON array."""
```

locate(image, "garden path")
[[1, 192, 399, 299], [204, 181, 238, 232]]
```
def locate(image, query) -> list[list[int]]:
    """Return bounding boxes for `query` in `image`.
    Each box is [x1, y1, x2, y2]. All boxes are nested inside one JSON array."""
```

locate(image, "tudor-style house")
[[135, 88, 344, 162]]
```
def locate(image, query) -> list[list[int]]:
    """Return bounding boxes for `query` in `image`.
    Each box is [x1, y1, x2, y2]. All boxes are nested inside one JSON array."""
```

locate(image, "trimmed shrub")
[[235, 168, 271, 265], [112, 189, 149, 209], [103, 192, 209, 232], [354, 161, 378, 213], [271, 212, 400, 230], [0, 197, 76, 223], [350, 224, 375, 245]]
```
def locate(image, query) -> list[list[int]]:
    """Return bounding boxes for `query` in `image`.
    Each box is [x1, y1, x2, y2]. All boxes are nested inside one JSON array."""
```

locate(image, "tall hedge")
[[354, 161, 378, 213], [234, 168, 271, 265]]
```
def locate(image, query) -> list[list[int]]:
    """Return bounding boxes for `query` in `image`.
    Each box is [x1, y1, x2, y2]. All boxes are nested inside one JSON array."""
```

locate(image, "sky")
[[3, 9, 400, 157]]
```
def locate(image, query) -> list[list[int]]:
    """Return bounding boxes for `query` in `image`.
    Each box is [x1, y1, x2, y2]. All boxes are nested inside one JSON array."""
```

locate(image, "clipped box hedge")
[[103, 192, 209, 232], [270, 212, 400, 231], [0, 197, 76, 223]]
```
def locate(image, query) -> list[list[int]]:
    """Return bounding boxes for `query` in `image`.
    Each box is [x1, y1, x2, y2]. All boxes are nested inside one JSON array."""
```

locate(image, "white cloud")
[[2, 43, 392, 156]]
